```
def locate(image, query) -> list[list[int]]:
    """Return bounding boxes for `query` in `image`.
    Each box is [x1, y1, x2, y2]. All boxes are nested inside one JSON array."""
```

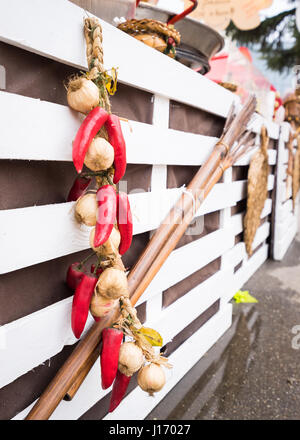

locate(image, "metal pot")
[[135, 2, 224, 73]]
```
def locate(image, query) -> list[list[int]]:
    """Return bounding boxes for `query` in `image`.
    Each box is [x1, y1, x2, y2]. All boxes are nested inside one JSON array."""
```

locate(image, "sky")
[[260, 0, 294, 18]]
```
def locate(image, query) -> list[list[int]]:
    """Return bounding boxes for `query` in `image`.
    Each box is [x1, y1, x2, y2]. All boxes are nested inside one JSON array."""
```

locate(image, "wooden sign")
[[184, 0, 273, 30]]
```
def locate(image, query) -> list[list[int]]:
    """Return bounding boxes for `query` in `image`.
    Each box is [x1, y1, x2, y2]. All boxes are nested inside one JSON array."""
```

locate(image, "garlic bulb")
[[90, 227, 121, 255], [118, 342, 144, 377], [90, 293, 116, 318], [67, 77, 99, 114], [84, 137, 114, 172], [75, 193, 98, 226], [137, 363, 166, 396], [95, 267, 128, 299]]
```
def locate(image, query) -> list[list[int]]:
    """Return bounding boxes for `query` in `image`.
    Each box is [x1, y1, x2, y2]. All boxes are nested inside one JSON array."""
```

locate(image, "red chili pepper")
[[71, 274, 97, 339], [109, 370, 131, 412], [105, 114, 127, 184], [117, 192, 133, 255], [93, 316, 101, 322], [100, 328, 123, 390], [90, 264, 103, 277], [94, 185, 117, 248], [72, 106, 109, 173], [66, 262, 84, 291], [67, 176, 92, 202]]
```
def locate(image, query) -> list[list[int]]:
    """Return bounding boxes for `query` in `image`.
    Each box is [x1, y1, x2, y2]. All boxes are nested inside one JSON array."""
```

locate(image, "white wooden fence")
[[0, 0, 295, 421], [273, 122, 299, 260]]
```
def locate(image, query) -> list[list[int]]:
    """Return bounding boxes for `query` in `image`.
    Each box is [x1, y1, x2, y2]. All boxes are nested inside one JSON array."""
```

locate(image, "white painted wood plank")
[[273, 121, 297, 260], [0, 178, 256, 274], [104, 304, 232, 421], [249, 114, 279, 140], [147, 269, 232, 345], [136, 227, 235, 306], [235, 148, 277, 166], [0, 91, 278, 166], [0, 90, 216, 165], [273, 221, 297, 261], [0, 0, 237, 117], [0, 297, 90, 389], [148, 95, 170, 321], [221, 244, 268, 305], [13, 304, 232, 420], [0, 189, 180, 274]]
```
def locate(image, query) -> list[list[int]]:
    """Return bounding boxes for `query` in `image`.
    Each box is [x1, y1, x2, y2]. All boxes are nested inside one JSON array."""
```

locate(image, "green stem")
[[78, 252, 95, 270]]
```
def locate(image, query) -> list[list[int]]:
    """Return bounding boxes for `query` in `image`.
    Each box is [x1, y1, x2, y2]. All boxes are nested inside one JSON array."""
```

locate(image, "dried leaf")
[[137, 327, 163, 347]]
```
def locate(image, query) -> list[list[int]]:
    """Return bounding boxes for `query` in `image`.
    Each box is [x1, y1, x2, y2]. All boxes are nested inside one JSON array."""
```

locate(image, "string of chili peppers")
[[65, 17, 171, 413]]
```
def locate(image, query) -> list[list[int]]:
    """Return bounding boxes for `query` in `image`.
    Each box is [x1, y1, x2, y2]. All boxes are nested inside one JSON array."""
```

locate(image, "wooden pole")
[[25, 96, 256, 420]]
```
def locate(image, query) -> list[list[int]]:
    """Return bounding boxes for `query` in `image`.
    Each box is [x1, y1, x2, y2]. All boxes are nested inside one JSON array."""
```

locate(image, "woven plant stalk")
[[118, 18, 181, 44], [244, 126, 269, 257]]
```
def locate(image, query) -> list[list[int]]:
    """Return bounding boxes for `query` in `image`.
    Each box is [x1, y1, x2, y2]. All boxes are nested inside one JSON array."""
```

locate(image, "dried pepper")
[[71, 274, 98, 339], [94, 184, 117, 248], [72, 106, 108, 173], [117, 192, 133, 255], [67, 176, 92, 202], [105, 114, 127, 184], [100, 327, 124, 390], [109, 370, 131, 412]]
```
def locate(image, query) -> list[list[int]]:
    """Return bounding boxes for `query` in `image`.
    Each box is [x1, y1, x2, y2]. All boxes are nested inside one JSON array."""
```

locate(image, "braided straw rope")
[[118, 19, 181, 45], [84, 17, 111, 113], [244, 126, 269, 257], [117, 297, 172, 369]]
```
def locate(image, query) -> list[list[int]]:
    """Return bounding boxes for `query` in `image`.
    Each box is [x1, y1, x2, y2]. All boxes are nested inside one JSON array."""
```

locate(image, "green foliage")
[[226, 5, 300, 73]]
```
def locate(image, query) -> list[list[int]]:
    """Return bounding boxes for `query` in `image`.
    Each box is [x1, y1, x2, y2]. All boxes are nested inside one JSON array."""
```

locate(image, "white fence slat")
[[136, 227, 235, 306], [221, 244, 269, 305], [0, 0, 237, 117], [235, 148, 277, 166], [0, 91, 278, 167], [0, 178, 256, 274], [273, 122, 298, 260], [248, 114, 279, 140], [147, 94, 170, 322], [147, 269, 232, 345], [274, 221, 297, 261], [0, 298, 86, 389], [0, 91, 215, 165]]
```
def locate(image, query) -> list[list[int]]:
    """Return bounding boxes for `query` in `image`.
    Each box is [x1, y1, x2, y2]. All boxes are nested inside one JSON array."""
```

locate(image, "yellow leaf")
[[138, 327, 163, 347], [104, 67, 118, 96]]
